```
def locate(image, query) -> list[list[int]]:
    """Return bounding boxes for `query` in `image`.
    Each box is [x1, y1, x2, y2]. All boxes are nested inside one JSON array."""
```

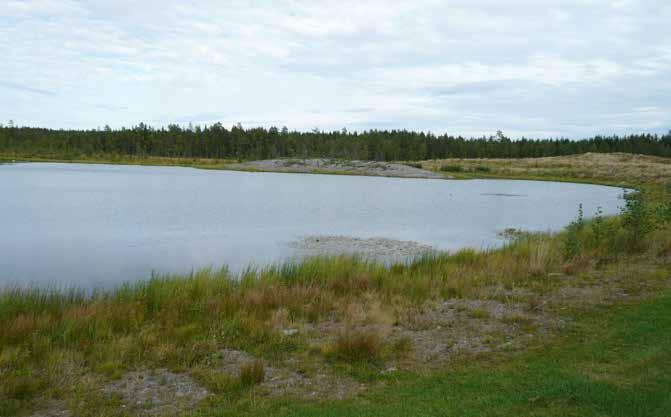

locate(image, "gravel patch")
[[214, 349, 363, 400], [27, 401, 70, 417], [290, 235, 434, 259], [104, 369, 209, 416], [229, 158, 447, 179]]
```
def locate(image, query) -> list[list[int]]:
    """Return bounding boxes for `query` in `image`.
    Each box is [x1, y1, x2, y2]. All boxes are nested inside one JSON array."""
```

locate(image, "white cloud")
[[0, 0, 669, 137]]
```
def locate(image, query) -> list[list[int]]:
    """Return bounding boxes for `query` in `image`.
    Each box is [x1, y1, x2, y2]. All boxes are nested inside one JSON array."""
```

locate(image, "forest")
[[1, 123, 670, 161]]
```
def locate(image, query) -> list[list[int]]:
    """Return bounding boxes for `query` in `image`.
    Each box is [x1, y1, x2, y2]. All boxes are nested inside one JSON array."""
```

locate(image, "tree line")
[[1, 123, 670, 161]]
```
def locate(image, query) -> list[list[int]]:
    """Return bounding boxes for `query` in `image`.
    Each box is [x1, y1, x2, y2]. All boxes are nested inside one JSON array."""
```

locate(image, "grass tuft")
[[239, 360, 265, 387], [328, 330, 383, 363]]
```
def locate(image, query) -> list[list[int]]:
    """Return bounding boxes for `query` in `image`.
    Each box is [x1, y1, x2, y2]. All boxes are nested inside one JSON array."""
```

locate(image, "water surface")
[[1, 163, 625, 288]]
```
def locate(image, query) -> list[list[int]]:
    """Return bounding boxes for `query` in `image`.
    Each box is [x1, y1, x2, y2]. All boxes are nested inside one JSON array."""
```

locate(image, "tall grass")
[[0, 233, 570, 353]]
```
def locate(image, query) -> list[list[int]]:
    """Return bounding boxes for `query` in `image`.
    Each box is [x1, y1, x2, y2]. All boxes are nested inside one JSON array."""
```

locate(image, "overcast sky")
[[1, 0, 670, 137]]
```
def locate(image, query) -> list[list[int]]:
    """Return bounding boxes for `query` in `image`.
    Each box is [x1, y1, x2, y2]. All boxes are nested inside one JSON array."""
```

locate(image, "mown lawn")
[[203, 289, 671, 417]]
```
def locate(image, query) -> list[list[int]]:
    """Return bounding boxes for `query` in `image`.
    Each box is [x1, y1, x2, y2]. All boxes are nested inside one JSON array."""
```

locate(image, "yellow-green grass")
[[0, 153, 238, 171], [417, 152, 671, 188]]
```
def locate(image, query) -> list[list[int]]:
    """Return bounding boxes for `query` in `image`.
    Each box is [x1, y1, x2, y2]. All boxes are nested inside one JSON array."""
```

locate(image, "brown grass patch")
[[239, 360, 265, 386], [328, 330, 383, 362]]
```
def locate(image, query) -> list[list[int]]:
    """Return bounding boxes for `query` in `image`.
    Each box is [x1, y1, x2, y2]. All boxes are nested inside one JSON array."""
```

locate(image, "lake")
[[1, 163, 626, 289]]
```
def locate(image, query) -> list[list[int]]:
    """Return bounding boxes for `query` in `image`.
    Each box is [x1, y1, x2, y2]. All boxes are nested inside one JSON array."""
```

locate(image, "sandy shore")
[[228, 158, 447, 179]]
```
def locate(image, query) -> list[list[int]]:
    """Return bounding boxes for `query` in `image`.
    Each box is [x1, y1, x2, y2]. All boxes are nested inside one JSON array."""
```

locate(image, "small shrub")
[[239, 360, 265, 387], [620, 191, 654, 252], [656, 201, 671, 224], [563, 204, 584, 259], [622, 192, 652, 234], [473, 165, 491, 173], [591, 206, 606, 246], [404, 162, 422, 169], [440, 164, 463, 172]]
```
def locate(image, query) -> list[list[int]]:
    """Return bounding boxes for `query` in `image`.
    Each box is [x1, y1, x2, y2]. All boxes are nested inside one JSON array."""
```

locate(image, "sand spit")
[[290, 236, 435, 258], [229, 158, 447, 179]]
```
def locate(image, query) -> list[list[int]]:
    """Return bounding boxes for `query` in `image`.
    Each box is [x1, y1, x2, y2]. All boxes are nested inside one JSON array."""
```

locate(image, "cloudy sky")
[[1, 0, 670, 137]]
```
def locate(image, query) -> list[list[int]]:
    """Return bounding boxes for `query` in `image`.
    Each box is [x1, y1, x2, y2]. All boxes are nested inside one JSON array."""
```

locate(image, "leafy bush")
[[563, 190, 669, 259], [591, 206, 606, 245], [563, 204, 584, 259], [620, 191, 654, 252]]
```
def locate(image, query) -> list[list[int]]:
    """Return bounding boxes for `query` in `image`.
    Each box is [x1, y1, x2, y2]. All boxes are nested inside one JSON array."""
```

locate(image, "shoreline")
[[3, 152, 663, 188], [0, 155, 450, 180]]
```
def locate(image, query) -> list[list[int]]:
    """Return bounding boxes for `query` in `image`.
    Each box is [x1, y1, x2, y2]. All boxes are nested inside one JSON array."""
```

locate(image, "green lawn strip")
[[195, 291, 671, 417]]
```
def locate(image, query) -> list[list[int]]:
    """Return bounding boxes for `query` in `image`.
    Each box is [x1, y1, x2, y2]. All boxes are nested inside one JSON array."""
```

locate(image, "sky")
[[1, 0, 670, 138]]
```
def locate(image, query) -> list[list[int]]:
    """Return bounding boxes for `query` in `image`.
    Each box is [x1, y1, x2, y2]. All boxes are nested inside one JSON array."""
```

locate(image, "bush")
[[563, 204, 584, 259], [404, 163, 423, 169], [473, 165, 491, 173], [591, 206, 606, 245], [621, 191, 654, 252], [563, 191, 667, 259]]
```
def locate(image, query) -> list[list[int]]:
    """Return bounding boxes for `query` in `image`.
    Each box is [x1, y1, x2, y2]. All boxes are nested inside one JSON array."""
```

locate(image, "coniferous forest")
[[1, 123, 670, 161]]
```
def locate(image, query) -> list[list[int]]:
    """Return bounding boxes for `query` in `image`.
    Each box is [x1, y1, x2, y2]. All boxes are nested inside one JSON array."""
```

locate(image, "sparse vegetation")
[[440, 164, 464, 172]]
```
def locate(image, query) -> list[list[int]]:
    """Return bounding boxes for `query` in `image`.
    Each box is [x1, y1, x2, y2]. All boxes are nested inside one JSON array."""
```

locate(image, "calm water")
[[1, 163, 625, 288]]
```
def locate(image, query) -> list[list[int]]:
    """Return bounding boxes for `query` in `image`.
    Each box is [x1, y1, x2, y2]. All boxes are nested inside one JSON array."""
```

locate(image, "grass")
[[327, 331, 383, 363], [197, 288, 671, 417], [422, 152, 671, 188], [0, 153, 240, 171], [2, 221, 669, 415], [1, 152, 670, 416], [440, 163, 464, 172], [239, 360, 265, 387]]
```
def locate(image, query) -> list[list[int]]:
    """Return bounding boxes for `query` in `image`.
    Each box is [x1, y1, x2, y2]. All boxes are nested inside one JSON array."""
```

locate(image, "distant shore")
[[0, 155, 450, 180], [3, 152, 667, 188]]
